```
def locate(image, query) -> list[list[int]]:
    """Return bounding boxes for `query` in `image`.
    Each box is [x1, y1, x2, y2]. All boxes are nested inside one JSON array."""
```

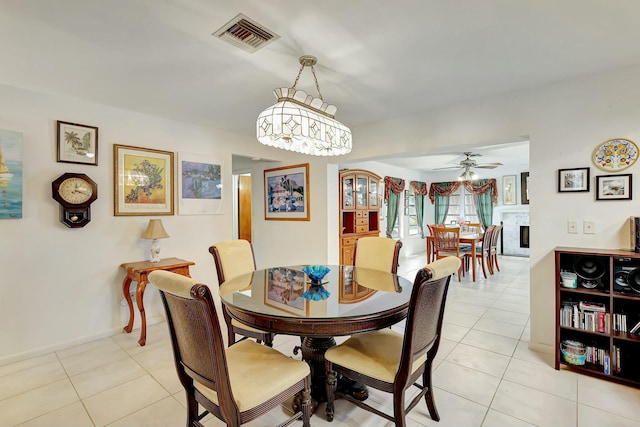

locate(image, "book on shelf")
[[629, 319, 640, 335], [579, 301, 606, 312]]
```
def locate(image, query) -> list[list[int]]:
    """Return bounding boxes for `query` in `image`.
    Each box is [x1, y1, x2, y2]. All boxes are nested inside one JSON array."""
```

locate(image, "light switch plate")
[[584, 220, 595, 234], [568, 219, 579, 234]]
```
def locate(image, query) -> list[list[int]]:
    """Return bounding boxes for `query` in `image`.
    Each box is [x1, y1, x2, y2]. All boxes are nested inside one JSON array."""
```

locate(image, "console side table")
[[121, 257, 195, 346]]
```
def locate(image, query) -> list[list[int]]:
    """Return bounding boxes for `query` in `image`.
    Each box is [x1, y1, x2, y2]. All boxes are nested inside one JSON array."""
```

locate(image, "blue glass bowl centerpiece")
[[302, 265, 330, 286], [302, 285, 330, 301]]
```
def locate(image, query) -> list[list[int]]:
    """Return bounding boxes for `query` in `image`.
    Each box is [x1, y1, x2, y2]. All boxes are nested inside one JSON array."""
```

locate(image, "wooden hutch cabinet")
[[339, 169, 382, 265]]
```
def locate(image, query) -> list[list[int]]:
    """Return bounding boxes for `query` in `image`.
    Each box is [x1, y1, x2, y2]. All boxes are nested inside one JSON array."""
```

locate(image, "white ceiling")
[[2, 1, 640, 170]]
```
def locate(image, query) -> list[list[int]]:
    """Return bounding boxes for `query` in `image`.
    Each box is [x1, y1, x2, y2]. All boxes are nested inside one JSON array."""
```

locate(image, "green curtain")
[[386, 190, 399, 237], [473, 179, 493, 228], [434, 182, 451, 224], [384, 177, 405, 238]]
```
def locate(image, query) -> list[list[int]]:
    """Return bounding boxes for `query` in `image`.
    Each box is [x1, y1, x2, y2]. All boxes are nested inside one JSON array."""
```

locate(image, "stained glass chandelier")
[[257, 55, 352, 156]]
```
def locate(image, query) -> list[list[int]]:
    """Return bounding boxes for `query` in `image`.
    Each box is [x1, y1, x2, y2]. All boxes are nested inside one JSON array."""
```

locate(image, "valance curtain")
[[410, 181, 428, 238], [384, 176, 405, 238], [428, 179, 497, 226]]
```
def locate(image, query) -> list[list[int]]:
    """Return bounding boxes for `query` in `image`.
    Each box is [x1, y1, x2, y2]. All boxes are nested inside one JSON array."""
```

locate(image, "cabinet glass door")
[[369, 180, 378, 207], [356, 177, 368, 208], [343, 177, 354, 209]]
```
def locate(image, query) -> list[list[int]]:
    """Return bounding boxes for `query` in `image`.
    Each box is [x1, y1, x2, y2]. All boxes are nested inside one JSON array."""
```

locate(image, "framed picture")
[[502, 175, 517, 205], [56, 121, 98, 165], [177, 152, 223, 215], [264, 268, 307, 315], [264, 163, 310, 221], [521, 172, 530, 204], [596, 174, 632, 200], [558, 168, 590, 192], [0, 129, 23, 219], [114, 144, 174, 216]]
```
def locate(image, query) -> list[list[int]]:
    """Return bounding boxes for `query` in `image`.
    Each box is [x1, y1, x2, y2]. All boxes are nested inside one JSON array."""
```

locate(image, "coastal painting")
[[0, 129, 23, 219]]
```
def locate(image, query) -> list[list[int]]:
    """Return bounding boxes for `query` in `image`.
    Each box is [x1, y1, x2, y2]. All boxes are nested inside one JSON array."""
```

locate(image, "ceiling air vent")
[[213, 13, 280, 53]]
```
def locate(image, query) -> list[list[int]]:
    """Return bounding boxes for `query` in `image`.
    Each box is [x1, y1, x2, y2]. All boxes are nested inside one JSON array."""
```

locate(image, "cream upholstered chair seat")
[[194, 339, 310, 411], [149, 270, 311, 426], [323, 328, 427, 383], [325, 256, 460, 425]]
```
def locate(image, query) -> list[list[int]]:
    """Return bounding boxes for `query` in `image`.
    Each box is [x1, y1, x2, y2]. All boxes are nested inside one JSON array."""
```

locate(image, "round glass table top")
[[219, 265, 413, 321]]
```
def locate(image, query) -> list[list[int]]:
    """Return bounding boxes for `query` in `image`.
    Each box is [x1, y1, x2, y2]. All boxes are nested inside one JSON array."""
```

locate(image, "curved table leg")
[[122, 276, 134, 333], [136, 280, 147, 346]]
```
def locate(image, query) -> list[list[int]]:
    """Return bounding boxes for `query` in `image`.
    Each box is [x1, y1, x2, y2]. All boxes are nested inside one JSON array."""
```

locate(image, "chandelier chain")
[[291, 64, 324, 101]]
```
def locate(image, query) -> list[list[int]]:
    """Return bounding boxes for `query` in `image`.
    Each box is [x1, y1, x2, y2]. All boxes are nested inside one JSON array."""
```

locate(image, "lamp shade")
[[141, 219, 169, 240]]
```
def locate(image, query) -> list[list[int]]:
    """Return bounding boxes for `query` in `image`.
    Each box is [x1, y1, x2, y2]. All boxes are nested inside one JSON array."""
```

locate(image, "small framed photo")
[[114, 144, 174, 216], [264, 163, 310, 221], [558, 167, 590, 192], [521, 172, 530, 204], [596, 174, 632, 201], [502, 175, 517, 205], [56, 121, 98, 165]]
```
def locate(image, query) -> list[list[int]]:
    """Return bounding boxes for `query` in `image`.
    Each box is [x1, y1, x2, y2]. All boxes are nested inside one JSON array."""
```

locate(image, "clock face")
[[58, 177, 94, 204]]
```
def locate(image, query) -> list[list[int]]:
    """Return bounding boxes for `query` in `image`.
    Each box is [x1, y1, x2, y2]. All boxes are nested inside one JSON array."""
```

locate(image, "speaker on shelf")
[[614, 257, 640, 294], [631, 216, 640, 253], [573, 256, 605, 289]]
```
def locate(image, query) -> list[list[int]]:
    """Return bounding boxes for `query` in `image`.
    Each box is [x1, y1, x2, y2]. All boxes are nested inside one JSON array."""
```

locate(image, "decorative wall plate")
[[592, 138, 638, 172]]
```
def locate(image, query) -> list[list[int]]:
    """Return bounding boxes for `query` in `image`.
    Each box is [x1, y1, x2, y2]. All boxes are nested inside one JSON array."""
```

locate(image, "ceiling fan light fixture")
[[256, 55, 352, 156]]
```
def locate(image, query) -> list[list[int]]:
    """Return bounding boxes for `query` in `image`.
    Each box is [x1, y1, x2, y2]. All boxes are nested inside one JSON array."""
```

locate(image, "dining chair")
[[489, 224, 503, 273], [425, 224, 441, 263], [148, 270, 312, 427], [209, 239, 275, 347], [353, 236, 402, 273], [432, 226, 469, 281], [474, 225, 495, 278], [324, 256, 461, 426]]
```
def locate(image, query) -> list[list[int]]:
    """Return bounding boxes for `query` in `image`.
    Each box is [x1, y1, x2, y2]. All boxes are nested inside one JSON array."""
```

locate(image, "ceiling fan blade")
[[475, 163, 503, 169], [433, 165, 463, 170]]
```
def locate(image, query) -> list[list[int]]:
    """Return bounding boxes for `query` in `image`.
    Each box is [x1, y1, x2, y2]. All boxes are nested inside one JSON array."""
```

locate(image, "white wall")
[[0, 82, 342, 363], [3, 61, 640, 365], [344, 63, 640, 355]]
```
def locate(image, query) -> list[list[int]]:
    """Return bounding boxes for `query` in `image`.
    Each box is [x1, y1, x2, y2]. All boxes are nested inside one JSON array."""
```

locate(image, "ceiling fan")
[[434, 152, 503, 180]]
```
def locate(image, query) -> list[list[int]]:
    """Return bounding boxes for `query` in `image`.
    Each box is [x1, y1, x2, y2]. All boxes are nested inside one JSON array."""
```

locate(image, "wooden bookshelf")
[[555, 247, 640, 386]]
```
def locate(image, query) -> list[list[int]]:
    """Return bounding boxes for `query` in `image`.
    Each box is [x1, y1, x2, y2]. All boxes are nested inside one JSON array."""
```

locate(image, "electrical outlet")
[[584, 220, 595, 234], [568, 220, 579, 234]]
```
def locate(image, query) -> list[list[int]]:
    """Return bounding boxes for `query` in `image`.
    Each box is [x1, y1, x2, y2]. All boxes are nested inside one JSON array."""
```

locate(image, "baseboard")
[[0, 315, 165, 367]]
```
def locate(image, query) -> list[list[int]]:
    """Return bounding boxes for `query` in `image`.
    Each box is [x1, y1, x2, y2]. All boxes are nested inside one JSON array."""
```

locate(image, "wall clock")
[[51, 173, 98, 228], [592, 138, 638, 172]]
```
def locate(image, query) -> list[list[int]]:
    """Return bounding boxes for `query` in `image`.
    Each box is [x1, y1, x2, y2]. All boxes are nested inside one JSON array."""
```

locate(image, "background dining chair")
[[425, 224, 442, 263], [489, 224, 503, 273], [353, 236, 402, 273], [324, 256, 461, 425], [209, 239, 275, 347], [473, 225, 495, 278], [432, 226, 469, 281], [148, 270, 311, 427]]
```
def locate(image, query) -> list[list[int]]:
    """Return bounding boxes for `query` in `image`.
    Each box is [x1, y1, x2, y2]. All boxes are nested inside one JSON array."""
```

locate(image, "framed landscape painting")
[[264, 163, 310, 221], [57, 121, 98, 165], [114, 144, 174, 216], [596, 174, 632, 201], [177, 152, 223, 215], [0, 129, 23, 219]]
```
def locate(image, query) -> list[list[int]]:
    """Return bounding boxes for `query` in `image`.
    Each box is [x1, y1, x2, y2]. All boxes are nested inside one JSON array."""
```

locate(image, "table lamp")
[[141, 219, 169, 262]]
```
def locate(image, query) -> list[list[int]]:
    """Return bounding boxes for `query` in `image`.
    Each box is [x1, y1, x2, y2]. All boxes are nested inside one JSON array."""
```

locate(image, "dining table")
[[426, 231, 482, 281], [219, 264, 414, 408]]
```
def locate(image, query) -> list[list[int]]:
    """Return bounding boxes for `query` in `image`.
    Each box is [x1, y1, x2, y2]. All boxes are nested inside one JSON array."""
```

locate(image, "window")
[[407, 189, 419, 236], [444, 186, 479, 225]]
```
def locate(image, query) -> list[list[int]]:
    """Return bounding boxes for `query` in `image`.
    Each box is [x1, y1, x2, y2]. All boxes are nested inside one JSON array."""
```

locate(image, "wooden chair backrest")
[[432, 226, 461, 257], [149, 270, 239, 422], [490, 225, 502, 250]]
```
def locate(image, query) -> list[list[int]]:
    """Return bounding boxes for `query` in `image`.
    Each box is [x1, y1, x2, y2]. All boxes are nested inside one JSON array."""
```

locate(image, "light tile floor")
[[2, 255, 640, 426]]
